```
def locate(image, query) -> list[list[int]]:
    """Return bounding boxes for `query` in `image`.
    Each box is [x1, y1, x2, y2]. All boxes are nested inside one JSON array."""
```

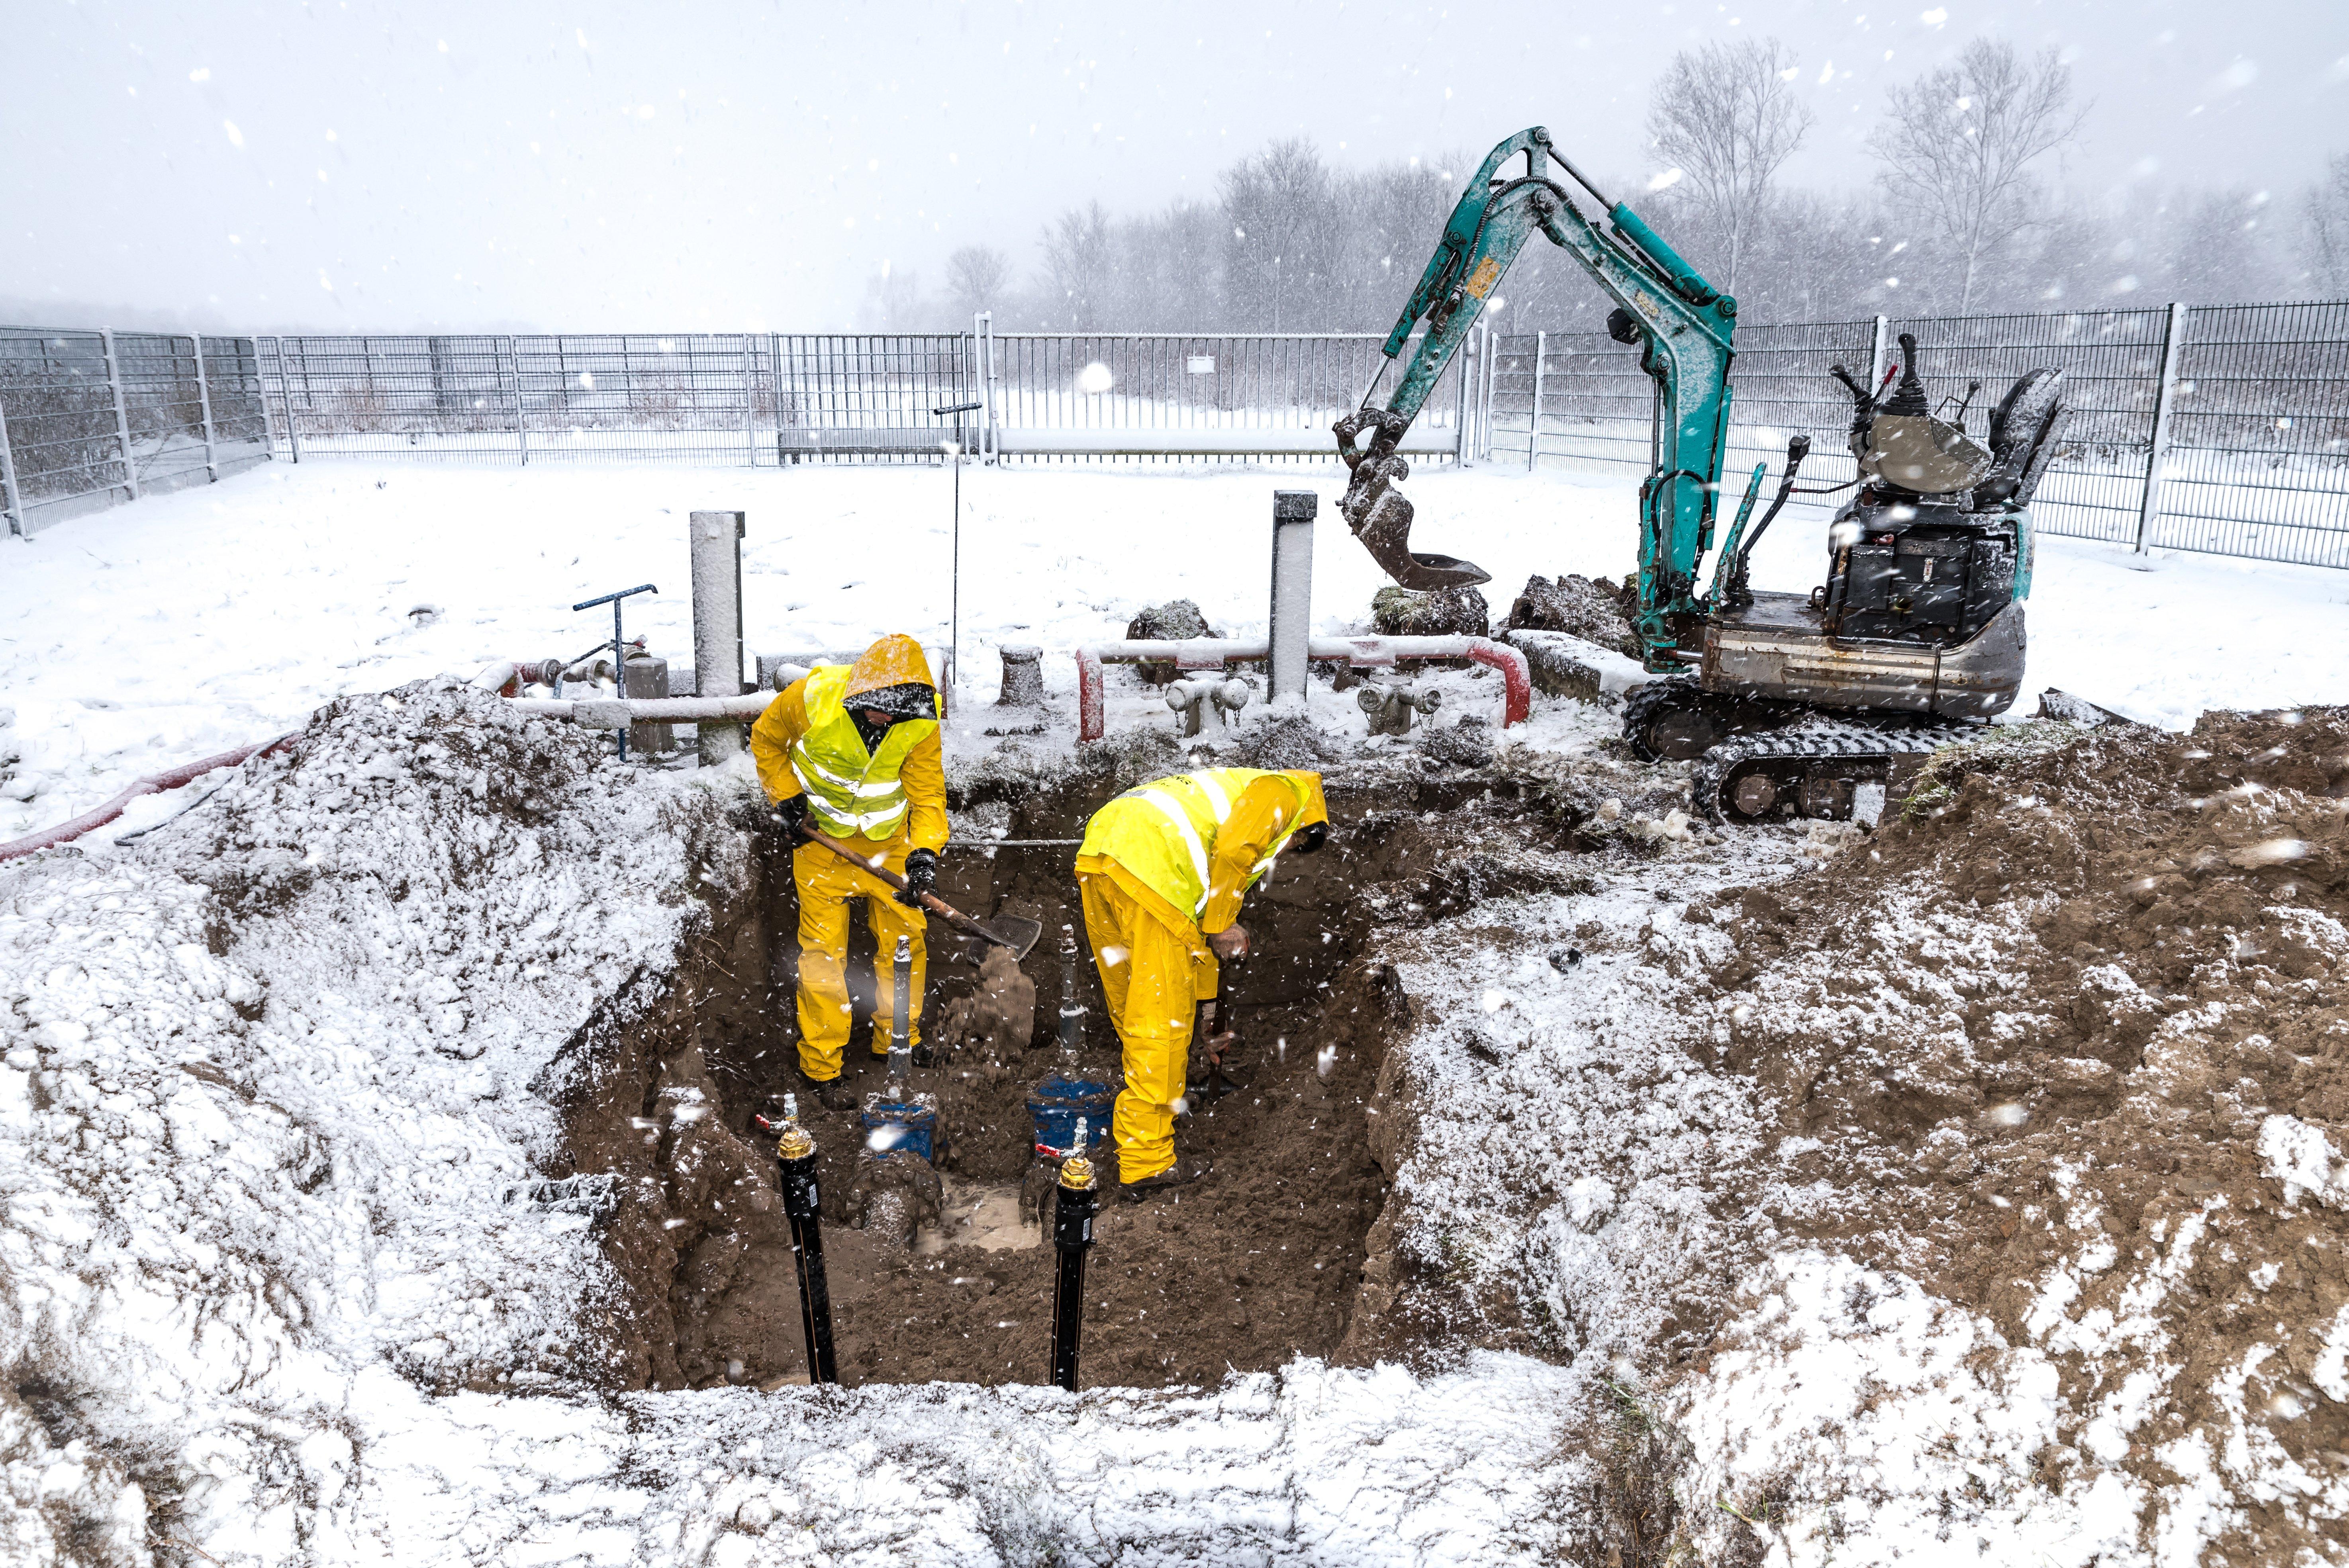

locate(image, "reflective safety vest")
[[1081, 768, 1311, 923], [788, 665, 940, 841]]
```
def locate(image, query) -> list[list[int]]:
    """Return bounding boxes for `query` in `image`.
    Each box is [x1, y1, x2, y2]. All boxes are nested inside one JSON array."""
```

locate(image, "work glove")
[[895, 848, 939, 908], [770, 794, 811, 840]]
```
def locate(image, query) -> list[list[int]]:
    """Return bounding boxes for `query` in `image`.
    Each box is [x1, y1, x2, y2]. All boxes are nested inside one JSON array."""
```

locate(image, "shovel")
[[1191, 963, 1246, 1100], [798, 826, 1044, 961]]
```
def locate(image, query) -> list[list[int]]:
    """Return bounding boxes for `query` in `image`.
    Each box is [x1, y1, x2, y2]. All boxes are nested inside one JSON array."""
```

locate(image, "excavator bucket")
[[1350, 485, 1493, 591]]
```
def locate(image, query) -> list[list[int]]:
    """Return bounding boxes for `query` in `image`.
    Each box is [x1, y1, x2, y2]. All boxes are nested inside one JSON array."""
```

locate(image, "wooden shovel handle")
[[797, 826, 1000, 948]]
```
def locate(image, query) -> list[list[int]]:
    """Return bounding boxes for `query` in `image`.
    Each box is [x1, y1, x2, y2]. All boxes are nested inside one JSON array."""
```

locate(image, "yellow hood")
[[1282, 771, 1328, 832], [844, 634, 935, 700]]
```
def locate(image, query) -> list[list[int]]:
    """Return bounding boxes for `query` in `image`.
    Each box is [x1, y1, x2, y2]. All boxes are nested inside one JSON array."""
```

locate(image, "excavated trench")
[[541, 763, 1588, 1392]]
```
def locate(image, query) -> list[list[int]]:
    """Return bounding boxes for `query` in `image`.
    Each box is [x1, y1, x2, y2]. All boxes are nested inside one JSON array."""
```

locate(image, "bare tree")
[[1646, 39, 1814, 295], [1220, 139, 1342, 331], [1038, 202, 1116, 328], [1870, 38, 2084, 313], [2304, 154, 2349, 296], [945, 246, 1011, 323]]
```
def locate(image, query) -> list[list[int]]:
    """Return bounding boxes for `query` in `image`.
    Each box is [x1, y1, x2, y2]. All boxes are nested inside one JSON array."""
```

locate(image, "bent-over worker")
[[750, 633, 946, 1112], [1076, 767, 1328, 1201]]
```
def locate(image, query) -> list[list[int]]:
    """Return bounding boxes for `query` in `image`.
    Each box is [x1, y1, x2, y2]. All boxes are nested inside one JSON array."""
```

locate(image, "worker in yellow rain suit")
[[1076, 768, 1328, 1200], [749, 634, 946, 1112]]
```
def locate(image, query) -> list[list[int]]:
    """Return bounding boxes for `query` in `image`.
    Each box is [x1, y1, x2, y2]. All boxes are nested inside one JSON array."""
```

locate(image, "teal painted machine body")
[[1340, 126, 1738, 669]]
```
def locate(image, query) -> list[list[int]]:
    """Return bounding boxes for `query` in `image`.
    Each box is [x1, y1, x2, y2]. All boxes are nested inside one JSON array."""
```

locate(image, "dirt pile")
[[1690, 709, 2349, 1560], [1505, 573, 1639, 658]]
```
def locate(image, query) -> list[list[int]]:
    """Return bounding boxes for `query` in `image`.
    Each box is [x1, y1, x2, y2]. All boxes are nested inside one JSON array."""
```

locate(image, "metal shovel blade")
[[968, 916, 1045, 962], [1353, 485, 1493, 591]]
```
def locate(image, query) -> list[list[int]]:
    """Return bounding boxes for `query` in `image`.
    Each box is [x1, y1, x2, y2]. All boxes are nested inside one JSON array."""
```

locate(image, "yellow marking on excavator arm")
[[1463, 256, 1503, 300]]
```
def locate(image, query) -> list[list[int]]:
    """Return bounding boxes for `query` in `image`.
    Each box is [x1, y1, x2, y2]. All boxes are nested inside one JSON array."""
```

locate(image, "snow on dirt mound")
[[1673, 709, 2349, 1564], [0, 681, 739, 1562], [1351, 712, 2349, 1563]]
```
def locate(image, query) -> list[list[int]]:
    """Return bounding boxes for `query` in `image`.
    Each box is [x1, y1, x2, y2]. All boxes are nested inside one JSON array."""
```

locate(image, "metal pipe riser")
[[775, 1127, 838, 1386]]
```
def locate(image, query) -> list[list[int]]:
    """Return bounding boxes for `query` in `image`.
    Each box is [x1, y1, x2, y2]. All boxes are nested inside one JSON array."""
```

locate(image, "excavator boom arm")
[[1336, 126, 1740, 669]]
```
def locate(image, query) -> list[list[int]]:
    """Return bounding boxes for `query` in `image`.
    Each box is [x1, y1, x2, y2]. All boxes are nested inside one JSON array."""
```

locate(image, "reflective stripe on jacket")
[[789, 664, 941, 841], [1076, 767, 1325, 934]]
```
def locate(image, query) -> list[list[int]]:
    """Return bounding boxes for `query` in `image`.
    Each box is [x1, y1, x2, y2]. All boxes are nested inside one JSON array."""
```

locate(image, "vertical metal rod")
[[268, 337, 302, 463], [505, 335, 527, 465], [1867, 315, 1890, 398], [2135, 301, 2190, 557], [100, 329, 139, 500], [1453, 329, 1471, 467], [1048, 1151, 1098, 1392], [191, 335, 219, 481], [1057, 924, 1085, 1054], [888, 934, 914, 1088], [611, 597, 629, 763], [769, 330, 783, 464], [1527, 330, 1546, 474], [775, 1123, 838, 1385], [0, 396, 23, 536], [949, 443, 962, 701], [743, 334, 758, 467]]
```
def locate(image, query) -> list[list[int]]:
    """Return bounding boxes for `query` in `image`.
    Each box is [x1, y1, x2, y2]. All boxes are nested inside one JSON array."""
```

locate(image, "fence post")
[[1481, 324, 1496, 461], [0, 397, 23, 536], [504, 335, 528, 464], [100, 328, 139, 500], [743, 335, 758, 467], [1867, 315, 1889, 397], [2135, 301, 2190, 556], [1527, 331, 1546, 473], [1454, 329, 1472, 467], [190, 335, 219, 482]]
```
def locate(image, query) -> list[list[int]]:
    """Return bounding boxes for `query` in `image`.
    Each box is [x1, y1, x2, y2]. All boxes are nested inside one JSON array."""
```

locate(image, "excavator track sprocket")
[[1692, 718, 1976, 824]]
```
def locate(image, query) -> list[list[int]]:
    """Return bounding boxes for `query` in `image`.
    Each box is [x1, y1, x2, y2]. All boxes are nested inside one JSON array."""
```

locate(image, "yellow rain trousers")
[[749, 633, 948, 1083], [1077, 872, 1216, 1184], [792, 836, 927, 1081], [1075, 768, 1327, 1184]]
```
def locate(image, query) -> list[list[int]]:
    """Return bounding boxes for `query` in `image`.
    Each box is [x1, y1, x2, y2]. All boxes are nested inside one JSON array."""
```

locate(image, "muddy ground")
[[545, 734, 1614, 1393]]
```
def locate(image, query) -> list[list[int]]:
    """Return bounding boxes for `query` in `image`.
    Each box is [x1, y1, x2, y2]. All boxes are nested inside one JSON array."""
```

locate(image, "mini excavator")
[[1335, 127, 2069, 822]]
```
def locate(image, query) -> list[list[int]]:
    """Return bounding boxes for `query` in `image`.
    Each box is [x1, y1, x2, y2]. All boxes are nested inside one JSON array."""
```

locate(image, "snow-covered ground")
[[2, 456, 2345, 1565], [6, 459, 2347, 844]]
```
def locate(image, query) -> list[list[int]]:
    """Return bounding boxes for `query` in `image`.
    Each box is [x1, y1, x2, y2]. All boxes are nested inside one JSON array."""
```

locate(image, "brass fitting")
[[1060, 1155, 1096, 1190], [776, 1123, 815, 1161]]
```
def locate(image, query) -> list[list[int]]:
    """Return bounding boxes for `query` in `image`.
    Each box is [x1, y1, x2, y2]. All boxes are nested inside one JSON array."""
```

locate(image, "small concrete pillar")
[[624, 654, 672, 754], [690, 510, 746, 765], [1268, 491, 1317, 708], [997, 644, 1044, 707]]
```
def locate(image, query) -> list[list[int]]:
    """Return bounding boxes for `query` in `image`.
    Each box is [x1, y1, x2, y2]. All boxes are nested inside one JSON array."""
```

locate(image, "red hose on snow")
[[0, 734, 297, 864]]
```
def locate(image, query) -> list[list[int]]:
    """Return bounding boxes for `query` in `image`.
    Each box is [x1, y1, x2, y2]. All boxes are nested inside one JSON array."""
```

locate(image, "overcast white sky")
[[5, 0, 2344, 332]]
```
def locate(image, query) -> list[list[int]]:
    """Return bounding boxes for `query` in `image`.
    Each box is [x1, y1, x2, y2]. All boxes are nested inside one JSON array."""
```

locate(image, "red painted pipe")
[[0, 733, 297, 864]]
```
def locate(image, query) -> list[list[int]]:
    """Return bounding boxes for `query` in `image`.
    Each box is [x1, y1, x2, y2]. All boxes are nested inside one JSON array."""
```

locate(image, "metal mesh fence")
[[255, 329, 1467, 468], [0, 326, 271, 534], [1483, 300, 2349, 570], [8, 307, 2342, 568]]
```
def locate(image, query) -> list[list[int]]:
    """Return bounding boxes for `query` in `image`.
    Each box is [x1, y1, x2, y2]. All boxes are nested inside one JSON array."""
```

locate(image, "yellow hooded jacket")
[[749, 634, 947, 850], [1076, 767, 1327, 938]]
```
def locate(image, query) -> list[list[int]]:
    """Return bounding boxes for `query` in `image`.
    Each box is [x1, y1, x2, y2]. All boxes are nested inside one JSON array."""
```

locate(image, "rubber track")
[[1692, 718, 1974, 822], [1619, 677, 1701, 761]]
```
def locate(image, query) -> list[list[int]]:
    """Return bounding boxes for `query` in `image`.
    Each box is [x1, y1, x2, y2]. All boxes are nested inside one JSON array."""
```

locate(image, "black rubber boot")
[[1119, 1157, 1213, 1204], [796, 1068, 856, 1114]]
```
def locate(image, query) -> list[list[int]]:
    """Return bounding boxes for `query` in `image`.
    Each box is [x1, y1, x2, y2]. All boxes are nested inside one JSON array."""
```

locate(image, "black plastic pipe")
[[776, 1123, 838, 1385], [1048, 1153, 1099, 1392]]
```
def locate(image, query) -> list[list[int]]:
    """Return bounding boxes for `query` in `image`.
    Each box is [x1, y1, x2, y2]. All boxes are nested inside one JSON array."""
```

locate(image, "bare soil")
[[549, 764, 1596, 1392]]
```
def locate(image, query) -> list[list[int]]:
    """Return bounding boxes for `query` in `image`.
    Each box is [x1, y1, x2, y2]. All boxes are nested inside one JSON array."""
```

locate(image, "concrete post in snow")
[[1268, 491, 1316, 709], [690, 510, 748, 765]]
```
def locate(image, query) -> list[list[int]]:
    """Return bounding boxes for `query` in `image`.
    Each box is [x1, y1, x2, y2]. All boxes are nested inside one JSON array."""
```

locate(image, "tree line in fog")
[[875, 37, 2349, 335]]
